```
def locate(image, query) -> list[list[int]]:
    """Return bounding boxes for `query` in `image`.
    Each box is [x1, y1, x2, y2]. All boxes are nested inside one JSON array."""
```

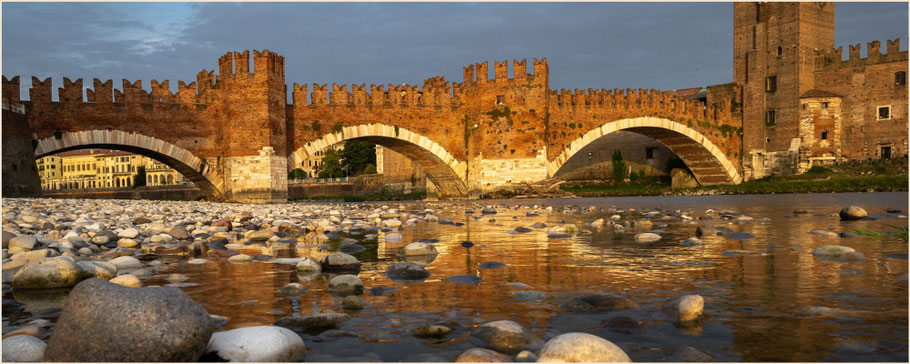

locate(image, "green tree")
[[132, 166, 146, 187], [612, 150, 626, 182], [288, 168, 307, 179], [318, 149, 343, 178], [339, 140, 376, 175], [363, 163, 377, 174]]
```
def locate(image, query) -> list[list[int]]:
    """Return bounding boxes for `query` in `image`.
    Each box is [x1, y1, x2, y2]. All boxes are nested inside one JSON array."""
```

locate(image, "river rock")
[[228, 254, 252, 263], [12, 257, 84, 288], [204, 326, 306, 362], [839, 206, 867, 221], [661, 295, 704, 322], [76, 261, 115, 280], [2, 334, 47, 362], [108, 255, 142, 271], [455, 348, 511, 362], [110, 274, 142, 287], [481, 207, 498, 214], [812, 245, 856, 257], [400, 242, 438, 257], [279, 283, 308, 296], [7, 235, 38, 254], [635, 233, 662, 243], [681, 237, 704, 247], [385, 262, 430, 280], [187, 258, 209, 264], [296, 257, 322, 273], [341, 295, 366, 310], [537, 332, 631, 362], [117, 228, 139, 239], [840, 251, 866, 262], [320, 252, 361, 272], [168, 225, 192, 240], [470, 320, 538, 354], [329, 274, 363, 294], [566, 293, 641, 312], [669, 345, 715, 362], [514, 290, 546, 300], [10, 248, 53, 261], [274, 312, 350, 330], [443, 274, 483, 286], [412, 325, 451, 338], [44, 278, 214, 362], [384, 232, 403, 242]]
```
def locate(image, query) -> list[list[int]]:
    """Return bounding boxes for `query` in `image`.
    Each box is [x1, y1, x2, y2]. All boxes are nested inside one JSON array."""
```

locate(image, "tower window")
[[777, 47, 782, 56], [877, 105, 891, 120], [646, 147, 656, 159], [821, 130, 828, 140], [496, 95, 505, 105], [896, 71, 906, 86], [822, 102, 829, 109], [765, 76, 777, 92], [765, 109, 776, 125]]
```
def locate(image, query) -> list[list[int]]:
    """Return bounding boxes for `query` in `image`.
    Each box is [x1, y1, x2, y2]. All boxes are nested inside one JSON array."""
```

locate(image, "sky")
[[2, 1, 907, 101]]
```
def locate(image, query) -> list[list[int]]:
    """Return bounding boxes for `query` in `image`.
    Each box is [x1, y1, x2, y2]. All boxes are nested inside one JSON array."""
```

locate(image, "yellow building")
[[37, 149, 186, 190], [296, 143, 343, 179]]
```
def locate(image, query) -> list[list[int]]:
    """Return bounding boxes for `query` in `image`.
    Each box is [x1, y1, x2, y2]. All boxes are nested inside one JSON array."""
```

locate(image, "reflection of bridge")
[[2, 50, 742, 203]]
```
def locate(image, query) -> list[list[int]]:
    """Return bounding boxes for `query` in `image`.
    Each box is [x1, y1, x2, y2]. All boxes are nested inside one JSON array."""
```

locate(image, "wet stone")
[[443, 274, 482, 286], [479, 261, 505, 269]]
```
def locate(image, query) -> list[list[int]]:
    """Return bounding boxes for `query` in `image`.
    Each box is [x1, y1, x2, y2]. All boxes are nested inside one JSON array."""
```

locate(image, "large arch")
[[35, 130, 224, 199], [550, 117, 742, 185], [290, 124, 468, 197]]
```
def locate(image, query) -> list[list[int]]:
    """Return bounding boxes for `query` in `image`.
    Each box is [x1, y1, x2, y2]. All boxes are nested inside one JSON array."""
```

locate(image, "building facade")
[[735, 2, 908, 178], [37, 149, 186, 190]]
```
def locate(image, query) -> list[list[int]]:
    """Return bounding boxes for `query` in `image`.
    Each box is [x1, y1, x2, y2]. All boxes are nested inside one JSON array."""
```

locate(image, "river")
[[4, 192, 908, 361]]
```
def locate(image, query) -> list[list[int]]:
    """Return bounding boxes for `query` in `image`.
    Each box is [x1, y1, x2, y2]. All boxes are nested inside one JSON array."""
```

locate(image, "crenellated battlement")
[[547, 86, 735, 126], [460, 58, 548, 85], [815, 38, 908, 71]]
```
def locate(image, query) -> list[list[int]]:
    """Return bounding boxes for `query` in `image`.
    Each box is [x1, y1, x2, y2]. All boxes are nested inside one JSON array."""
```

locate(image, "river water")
[[4, 192, 909, 361]]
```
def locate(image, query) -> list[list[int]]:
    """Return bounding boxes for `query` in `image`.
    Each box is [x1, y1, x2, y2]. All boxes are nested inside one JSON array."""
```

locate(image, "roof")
[[800, 89, 842, 98], [665, 87, 703, 99], [55, 149, 135, 158]]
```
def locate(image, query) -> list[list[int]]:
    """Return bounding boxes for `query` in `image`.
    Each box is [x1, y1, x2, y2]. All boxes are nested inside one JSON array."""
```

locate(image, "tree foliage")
[[132, 166, 146, 187], [339, 141, 376, 175], [318, 149, 343, 178], [611, 150, 626, 182], [288, 168, 307, 179]]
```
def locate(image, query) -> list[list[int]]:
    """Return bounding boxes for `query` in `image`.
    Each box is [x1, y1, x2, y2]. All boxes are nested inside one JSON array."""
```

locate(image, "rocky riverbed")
[[2, 194, 908, 362]]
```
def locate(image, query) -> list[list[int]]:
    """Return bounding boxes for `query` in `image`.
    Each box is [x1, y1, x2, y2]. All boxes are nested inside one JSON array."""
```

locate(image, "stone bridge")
[[2, 49, 742, 203]]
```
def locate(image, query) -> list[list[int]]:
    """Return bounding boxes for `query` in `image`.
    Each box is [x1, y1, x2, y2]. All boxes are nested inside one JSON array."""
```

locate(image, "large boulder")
[[44, 278, 214, 362], [470, 320, 539, 354], [204, 326, 306, 362], [2, 334, 47, 362], [537, 332, 631, 362], [12, 257, 84, 289], [661, 295, 704, 322], [8, 235, 37, 253], [320, 252, 361, 273], [839, 206, 867, 221], [296, 257, 322, 273]]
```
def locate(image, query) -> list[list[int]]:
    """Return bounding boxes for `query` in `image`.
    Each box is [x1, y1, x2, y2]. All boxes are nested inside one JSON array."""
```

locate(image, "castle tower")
[[218, 50, 289, 203], [734, 2, 835, 156]]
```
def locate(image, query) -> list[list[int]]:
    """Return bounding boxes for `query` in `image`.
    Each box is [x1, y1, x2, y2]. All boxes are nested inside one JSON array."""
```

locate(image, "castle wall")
[[812, 45, 909, 160]]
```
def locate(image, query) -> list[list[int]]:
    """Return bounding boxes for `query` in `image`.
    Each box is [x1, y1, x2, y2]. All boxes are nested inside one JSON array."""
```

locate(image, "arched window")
[[167, 175, 174, 184], [115, 179, 120, 188]]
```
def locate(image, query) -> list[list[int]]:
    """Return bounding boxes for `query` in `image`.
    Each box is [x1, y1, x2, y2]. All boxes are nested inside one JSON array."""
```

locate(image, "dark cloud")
[[2, 2, 906, 100]]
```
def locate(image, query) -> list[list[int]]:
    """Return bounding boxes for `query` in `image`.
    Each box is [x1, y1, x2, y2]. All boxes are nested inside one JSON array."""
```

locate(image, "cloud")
[[2, 2, 906, 100]]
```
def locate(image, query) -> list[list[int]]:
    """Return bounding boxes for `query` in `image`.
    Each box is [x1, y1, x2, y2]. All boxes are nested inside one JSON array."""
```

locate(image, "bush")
[[611, 150, 626, 182], [806, 166, 833, 174], [288, 168, 307, 179], [363, 164, 377, 174]]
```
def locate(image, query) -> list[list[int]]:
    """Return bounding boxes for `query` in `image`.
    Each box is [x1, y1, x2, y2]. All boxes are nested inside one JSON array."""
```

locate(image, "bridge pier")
[[221, 147, 289, 203]]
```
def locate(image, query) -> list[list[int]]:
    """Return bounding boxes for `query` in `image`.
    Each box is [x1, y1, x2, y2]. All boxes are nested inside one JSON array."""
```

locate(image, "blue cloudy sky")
[[2, 2, 907, 100]]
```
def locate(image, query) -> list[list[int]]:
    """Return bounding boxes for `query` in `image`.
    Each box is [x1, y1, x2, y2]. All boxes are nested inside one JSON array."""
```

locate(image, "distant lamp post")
[[588, 152, 593, 163]]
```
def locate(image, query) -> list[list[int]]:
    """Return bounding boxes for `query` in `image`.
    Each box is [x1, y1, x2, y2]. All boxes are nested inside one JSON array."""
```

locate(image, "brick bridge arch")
[[549, 117, 743, 185], [35, 130, 225, 199], [290, 124, 468, 197]]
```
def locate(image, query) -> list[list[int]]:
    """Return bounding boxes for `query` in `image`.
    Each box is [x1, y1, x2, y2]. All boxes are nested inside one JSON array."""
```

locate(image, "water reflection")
[[6, 192, 907, 362]]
